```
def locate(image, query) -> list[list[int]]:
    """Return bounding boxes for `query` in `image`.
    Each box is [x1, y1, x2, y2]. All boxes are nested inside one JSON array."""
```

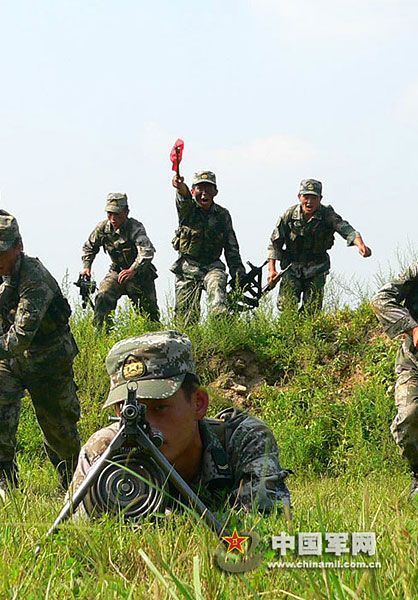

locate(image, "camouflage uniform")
[[0, 212, 80, 489], [82, 193, 159, 327], [267, 179, 360, 311], [69, 331, 291, 515], [372, 263, 418, 490], [171, 172, 245, 323]]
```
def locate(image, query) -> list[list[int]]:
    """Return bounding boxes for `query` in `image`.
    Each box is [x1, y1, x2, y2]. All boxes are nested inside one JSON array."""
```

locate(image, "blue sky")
[[1, 0, 418, 309]]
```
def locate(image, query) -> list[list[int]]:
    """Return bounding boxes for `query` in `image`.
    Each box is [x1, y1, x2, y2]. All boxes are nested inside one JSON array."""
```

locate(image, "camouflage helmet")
[[103, 330, 197, 408], [299, 179, 322, 197], [0, 210, 21, 252], [105, 192, 129, 214], [192, 171, 217, 188]]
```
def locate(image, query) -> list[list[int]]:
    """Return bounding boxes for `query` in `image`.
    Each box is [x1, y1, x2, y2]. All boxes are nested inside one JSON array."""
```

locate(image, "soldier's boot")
[[0, 460, 19, 502], [44, 444, 79, 491]]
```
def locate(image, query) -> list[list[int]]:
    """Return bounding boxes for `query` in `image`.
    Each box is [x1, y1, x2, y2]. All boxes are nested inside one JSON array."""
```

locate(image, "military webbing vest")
[[281, 204, 336, 263], [101, 221, 139, 272], [172, 205, 228, 265]]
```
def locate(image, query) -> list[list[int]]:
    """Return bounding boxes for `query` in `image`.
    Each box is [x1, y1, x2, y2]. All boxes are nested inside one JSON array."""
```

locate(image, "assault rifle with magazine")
[[228, 261, 291, 311]]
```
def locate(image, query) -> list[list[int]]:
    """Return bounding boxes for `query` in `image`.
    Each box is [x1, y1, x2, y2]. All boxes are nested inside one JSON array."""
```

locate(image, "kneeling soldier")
[[0, 210, 80, 498], [81, 193, 159, 328], [70, 330, 291, 514]]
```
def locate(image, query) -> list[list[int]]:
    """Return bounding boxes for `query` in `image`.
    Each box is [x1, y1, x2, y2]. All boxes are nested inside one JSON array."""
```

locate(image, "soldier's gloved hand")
[[81, 268, 91, 279], [118, 268, 136, 284]]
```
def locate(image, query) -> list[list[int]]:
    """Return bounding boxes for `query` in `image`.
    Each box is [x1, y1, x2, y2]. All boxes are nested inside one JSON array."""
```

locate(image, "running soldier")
[[267, 179, 371, 311], [171, 171, 246, 324]]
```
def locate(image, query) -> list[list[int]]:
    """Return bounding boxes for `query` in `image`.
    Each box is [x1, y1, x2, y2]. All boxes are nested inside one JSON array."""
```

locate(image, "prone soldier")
[[0, 210, 80, 498], [69, 330, 291, 515], [267, 179, 372, 312], [81, 193, 159, 328], [171, 171, 246, 324], [372, 264, 418, 498]]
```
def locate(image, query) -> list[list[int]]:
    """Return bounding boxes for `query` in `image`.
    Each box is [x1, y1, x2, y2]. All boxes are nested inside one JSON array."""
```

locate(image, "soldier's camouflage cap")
[[299, 179, 322, 197], [103, 330, 197, 408], [0, 210, 20, 252], [192, 171, 217, 188], [105, 192, 129, 214]]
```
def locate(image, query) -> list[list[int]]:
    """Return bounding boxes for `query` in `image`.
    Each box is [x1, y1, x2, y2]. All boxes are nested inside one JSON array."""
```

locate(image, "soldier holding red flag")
[[169, 139, 245, 323], [171, 170, 246, 324]]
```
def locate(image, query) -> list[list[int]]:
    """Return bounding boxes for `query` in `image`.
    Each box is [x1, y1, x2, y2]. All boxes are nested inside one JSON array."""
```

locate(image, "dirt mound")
[[207, 349, 266, 405]]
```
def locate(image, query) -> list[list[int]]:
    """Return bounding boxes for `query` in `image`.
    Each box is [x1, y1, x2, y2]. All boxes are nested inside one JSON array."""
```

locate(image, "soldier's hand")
[[172, 175, 190, 196], [172, 175, 184, 188], [267, 269, 279, 286], [354, 237, 372, 258], [412, 326, 418, 349], [358, 244, 372, 258], [81, 268, 91, 279], [118, 268, 136, 284]]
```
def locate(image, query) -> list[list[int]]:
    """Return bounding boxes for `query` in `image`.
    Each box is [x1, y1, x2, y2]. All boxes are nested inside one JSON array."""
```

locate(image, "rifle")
[[36, 383, 225, 554], [73, 275, 97, 310], [228, 262, 292, 310]]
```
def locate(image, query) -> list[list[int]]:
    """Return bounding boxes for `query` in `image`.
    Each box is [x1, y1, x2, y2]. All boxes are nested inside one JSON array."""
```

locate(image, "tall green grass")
[[4, 300, 417, 598]]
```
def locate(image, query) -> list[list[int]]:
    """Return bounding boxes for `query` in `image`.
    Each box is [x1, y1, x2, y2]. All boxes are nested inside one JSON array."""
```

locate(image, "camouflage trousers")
[[174, 265, 228, 325], [278, 270, 326, 312], [0, 334, 80, 467], [393, 370, 418, 471], [94, 269, 160, 328]]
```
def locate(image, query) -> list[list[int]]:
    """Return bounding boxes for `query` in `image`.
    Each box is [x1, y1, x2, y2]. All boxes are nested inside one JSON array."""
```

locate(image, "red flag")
[[170, 138, 184, 174]]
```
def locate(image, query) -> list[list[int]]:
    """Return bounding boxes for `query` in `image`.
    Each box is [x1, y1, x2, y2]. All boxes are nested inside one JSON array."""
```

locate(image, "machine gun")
[[228, 262, 292, 311], [36, 383, 224, 554], [73, 274, 97, 310]]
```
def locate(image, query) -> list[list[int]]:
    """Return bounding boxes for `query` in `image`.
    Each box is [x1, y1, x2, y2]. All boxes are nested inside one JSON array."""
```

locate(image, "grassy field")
[[1, 301, 417, 599]]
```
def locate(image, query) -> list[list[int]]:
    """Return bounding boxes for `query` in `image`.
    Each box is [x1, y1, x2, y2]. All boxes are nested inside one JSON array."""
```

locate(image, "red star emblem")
[[222, 529, 249, 554]]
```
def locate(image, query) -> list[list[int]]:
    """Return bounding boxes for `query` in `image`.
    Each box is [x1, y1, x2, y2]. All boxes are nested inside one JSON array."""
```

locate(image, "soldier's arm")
[[67, 425, 117, 496], [227, 414, 291, 513], [326, 206, 372, 257], [0, 280, 55, 358], [267, 217, 286, 283], [172, 173, 194, 224], [66, 425, 118, 517], [372, 264, 418, 338], [172, 175, 191, 199], [325, 206, 359, 244], [81, 223, 104, 270], [223, 211, 246, 281], [129, 221, 156, 272]]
